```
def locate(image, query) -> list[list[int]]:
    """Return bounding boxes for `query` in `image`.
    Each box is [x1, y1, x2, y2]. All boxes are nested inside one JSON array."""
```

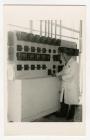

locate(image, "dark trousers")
[[60, 95, 76, 119]]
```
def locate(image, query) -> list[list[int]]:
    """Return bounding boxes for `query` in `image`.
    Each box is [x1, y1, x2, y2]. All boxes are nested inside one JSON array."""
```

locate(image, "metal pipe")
[[55, 20, 57, 38], [52, 23, 80, 33], [79, 20, 82, 53], [48, 20, 50, 37], [60, 20, 62, 40], [79, 20, 83, 95], [40, 20, 42, 36], [30, 20, 33, 33], [80, 20, 82, 38], [45, 20, 47, 36], [58, 34, 78, 40], [51, 20, 53, 38], [8, 24, 30, 30], [8, 24, 78, 40], [61, 25, 80, 33]]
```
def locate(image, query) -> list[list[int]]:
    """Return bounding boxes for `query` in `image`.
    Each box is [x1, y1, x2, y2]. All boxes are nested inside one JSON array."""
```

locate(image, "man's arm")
[[56, 70, 64, 77], [62, 62, 77, 81]]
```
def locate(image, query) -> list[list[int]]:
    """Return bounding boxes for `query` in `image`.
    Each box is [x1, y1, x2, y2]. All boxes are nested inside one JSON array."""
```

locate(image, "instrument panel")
[[8, 31, 70, 79]]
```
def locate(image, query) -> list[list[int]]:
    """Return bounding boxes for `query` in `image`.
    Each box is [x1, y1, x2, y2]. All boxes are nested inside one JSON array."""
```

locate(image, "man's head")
[[59, 44, 79, 64], [60, 52, 72, 64]]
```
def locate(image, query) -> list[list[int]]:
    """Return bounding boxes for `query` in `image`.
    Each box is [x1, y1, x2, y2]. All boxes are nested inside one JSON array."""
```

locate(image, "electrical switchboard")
[[8, 31, 77, 79]]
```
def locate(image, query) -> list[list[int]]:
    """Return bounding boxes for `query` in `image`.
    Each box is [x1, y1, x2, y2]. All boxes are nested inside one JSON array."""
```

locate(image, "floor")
[[34, 105, 82, 122]]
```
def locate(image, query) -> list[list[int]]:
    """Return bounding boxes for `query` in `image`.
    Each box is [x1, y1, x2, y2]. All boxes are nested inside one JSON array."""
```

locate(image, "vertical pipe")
[[51, 20, 53, 38], [72, 24, 74, 39], [55, 20, 57, 39], [48, 20, 50, 37], [30, 20, 33, 33], [79, 20, 82, 52], [40, 20, 42, 36], [79, 20, 83, 96], [45, 20, 47, 37], [60, 20, 61, 40]]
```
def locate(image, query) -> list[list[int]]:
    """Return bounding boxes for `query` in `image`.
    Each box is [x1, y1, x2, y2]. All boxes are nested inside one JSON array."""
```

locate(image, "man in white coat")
[[56, 45, 80, 120]]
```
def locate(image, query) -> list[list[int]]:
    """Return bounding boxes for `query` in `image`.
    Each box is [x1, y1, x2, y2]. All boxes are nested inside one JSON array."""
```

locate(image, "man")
[[56, 45, 80, 120]]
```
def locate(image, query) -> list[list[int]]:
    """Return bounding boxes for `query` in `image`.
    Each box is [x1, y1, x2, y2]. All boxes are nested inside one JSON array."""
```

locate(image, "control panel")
[[8, 31, 76, 79]]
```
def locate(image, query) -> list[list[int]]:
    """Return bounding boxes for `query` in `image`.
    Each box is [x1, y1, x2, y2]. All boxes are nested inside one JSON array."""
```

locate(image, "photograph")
[[4, 5, 85, 135]]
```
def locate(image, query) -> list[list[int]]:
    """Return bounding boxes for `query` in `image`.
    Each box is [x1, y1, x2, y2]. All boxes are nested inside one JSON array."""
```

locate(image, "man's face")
[[60, 52, 67, 62], [60, 52, 71, 64]]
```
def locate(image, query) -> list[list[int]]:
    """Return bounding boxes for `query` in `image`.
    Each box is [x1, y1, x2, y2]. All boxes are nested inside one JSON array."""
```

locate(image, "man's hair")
[[59, 47, 79, 56]]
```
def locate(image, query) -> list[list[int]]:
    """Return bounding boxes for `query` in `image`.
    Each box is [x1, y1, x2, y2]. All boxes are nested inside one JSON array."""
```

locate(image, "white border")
[[0, 0, 90, 139]]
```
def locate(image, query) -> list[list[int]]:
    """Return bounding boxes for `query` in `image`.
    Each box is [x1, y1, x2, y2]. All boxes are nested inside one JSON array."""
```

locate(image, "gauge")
[[53, 65, 56, 69], [24, 65, 29, 70], [48, 49, 51, 53], [17, 45, 22, 51], [48, 69, 52, 75], [31, 65, 35, 70], [31, 46, 35, 52], [17, 64, 22, 71], [24, 46, 29, 52], [42, 64, 46, 70], [42, 48, 46, 53], [37, 47, 41, 53], [53, 49, 56, 53], [37, 65, 41, 70]]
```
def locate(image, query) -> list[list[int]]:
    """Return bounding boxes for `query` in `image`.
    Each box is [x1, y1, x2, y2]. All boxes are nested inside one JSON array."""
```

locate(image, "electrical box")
[[8, 31, 68, 79]]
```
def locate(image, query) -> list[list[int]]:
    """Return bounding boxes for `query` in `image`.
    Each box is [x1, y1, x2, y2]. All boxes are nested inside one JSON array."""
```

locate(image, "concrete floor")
[[34, 105, 82, 122]]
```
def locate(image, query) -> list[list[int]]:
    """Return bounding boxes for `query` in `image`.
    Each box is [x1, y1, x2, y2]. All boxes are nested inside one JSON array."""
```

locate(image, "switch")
[[37, 47, 41, 53], [27, 53, 35, 61], [24, 65, 29, 70], [27, 53, 30, 60], [37, 65, 41, 70], [47, 37, 52, 45], [31, 46, 35, 52], [56, 39, 61, 46], [48, 69, 52, 75], [53, 55, 59, 61], [42, 64, 46, 70], [41, 54, 50, 61], [41, 54, 46, 61], [39, 36, 47, 43], [21, 53, 27, 61], [53, 49, 56, 53], [24, 46, 29, 52], [20, 32, 28, 41], [53, 65, 56, 69], [46, 54, 50, 61], [17, 52, 28, 61], [17, 45, 22, 51], [42, 48, 46, 53], [58, 65, 63, 72], [48, 49, 51, 53], [51, 38, 57, 45], [31, 65, 35, 70], [34, 35, 40, 43], [27, 33, 34, 42], [17, 65, 22, 71], [36, 54, 41, 61], [58, 47, 61, 53]]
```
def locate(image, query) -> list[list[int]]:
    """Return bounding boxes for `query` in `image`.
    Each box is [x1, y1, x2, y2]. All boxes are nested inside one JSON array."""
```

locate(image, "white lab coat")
[[56, 57, 80, 105]]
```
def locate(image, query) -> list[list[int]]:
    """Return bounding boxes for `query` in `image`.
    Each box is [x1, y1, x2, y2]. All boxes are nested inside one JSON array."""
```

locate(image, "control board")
[[8, 31, 76, 79]]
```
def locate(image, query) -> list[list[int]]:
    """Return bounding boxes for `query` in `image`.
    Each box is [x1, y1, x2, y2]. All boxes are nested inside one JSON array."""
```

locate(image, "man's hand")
[[59, 75, 62, 80], [52, 73, 56, 77]]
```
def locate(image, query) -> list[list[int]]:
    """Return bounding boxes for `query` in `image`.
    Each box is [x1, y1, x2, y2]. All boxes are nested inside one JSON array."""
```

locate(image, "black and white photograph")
[[4, 5, 85, 135]]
